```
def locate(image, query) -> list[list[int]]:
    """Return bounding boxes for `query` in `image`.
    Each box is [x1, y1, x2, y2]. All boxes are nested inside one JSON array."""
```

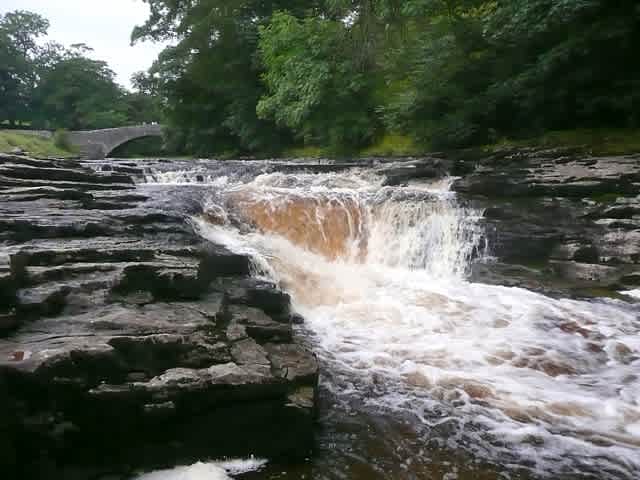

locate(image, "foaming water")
[[215, 170, 483, 275], [135, 458, 267, 480], [147, 162, 640, 478], [623, 289, 640, 299]]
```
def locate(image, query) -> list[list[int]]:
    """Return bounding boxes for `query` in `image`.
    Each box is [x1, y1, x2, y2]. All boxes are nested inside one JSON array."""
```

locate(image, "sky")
[[0, 0, 167, 89]]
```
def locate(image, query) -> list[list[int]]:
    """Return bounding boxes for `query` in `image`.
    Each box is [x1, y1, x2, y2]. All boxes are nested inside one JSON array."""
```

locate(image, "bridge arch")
[[68, 125, 164, 159]]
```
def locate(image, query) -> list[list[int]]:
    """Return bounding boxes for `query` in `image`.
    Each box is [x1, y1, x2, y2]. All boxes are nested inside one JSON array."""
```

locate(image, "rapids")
[[140, 160, 640, 479]]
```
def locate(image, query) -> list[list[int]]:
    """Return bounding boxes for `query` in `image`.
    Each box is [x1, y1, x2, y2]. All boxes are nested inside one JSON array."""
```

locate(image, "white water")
[[135, 458, 267, 480], [146, 164, 640, 478], [144, 169, 230, 186], [623, 289, 640, 300]]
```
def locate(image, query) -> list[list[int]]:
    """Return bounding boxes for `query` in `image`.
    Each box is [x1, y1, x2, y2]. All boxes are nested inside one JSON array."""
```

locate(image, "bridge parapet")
[[68, 124, 164, 159]]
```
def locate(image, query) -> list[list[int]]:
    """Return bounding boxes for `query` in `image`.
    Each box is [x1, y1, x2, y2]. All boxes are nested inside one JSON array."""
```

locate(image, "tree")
[[123, 91, 162, 125], [134, 0, 640, 152], [257, 12, 377, 151], [1, 10, 164, 132], [133, 0, 325, 155], [482, 0, 640, 133], [371, 0, 640, 148], [0, 11, 48, 126], [33, 45, 129, 130]]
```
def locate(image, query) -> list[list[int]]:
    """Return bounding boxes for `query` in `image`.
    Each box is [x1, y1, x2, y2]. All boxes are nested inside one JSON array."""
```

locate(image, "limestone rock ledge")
[[452, 148, 640, 298], [0, 153, 318, 479], [369, 149, 640, 298]]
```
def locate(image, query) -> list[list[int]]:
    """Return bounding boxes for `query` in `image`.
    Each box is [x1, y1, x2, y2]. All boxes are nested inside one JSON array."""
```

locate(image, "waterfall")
[[212, 170, 484, 277], [143, 162, 640, 479]]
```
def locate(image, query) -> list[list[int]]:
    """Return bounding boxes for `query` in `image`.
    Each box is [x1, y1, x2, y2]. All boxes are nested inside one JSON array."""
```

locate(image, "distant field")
[[0, 130, 75, 158]]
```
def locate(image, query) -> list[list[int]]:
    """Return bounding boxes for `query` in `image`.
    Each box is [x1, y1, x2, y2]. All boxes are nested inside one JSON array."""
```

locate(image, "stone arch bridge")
[[68, 124, 164, 159]]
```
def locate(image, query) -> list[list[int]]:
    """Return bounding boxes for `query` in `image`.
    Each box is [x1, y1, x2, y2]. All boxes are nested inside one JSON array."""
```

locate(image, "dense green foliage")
[[257, 13, 377, 151], [132, 1, 315, 156], [3, 3, 638, 154], [0, 11, 161, 131], [135, 0, 640, 154], [0, 11, 48, 126], [33, 46, 129, 130], [381, 0, 640, 149]]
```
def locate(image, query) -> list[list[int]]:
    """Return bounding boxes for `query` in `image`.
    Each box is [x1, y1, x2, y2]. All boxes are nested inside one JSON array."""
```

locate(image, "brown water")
[[138, 162, 640, 480]]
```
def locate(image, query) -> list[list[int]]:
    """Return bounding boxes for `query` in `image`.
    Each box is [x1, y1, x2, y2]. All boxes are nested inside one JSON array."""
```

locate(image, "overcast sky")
[[0, 0, 167, 89]]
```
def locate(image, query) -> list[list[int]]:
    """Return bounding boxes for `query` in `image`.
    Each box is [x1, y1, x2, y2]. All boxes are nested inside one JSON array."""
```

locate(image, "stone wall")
[[67, 125, 163, 159], [2, 126, 163, 159]]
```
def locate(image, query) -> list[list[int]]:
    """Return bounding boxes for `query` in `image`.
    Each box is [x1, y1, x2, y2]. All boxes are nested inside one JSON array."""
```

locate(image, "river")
[[135, 159, 639, 480]]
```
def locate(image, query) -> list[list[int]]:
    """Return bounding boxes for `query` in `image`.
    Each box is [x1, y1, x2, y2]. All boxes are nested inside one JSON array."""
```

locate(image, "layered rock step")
[[452, 149, 640, 297], [0, 153, 318, 479]]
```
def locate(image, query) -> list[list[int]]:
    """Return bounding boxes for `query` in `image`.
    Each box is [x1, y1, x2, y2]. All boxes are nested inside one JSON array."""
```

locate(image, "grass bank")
[[283, 129, 640, 159], [283, 134, 422, 159], [484, 128, 640, 156], [0, 131, 75, 158]]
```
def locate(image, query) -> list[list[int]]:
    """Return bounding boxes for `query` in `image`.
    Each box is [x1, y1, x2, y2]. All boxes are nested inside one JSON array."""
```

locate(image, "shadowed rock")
[[0, 154, 318, 479], [443, 150, 640, 297]]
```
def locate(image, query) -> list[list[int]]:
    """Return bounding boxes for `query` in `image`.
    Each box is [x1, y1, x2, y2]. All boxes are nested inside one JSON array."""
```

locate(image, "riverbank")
[[0, 131, 76, 158], [284, 128, 640, 160], [3, 127, 638, 162]]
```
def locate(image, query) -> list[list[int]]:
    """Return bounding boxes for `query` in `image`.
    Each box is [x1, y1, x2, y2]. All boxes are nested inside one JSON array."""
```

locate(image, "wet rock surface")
[[0, 153, 318, 478], [2, 148, 639, 478], [449, 148, 640, 297], [376, 156, 451, 186]]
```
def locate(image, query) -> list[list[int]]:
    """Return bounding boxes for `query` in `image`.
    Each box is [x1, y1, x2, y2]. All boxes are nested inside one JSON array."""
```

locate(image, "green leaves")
[[1, 9, 162, 131], [0, 11, 49, 125], [257, 12, 377, 151], [257, 14, 338, 128], [131, 0, 640, 154], [32, 55, 127, 130], [378, 0, 640, 148]]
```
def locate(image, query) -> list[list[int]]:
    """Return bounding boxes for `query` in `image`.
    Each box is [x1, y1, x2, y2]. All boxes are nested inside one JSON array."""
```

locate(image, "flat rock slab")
[[431, 149, 640, 297], [453, 154, 640, 198], [0, 155, 318, 479]]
